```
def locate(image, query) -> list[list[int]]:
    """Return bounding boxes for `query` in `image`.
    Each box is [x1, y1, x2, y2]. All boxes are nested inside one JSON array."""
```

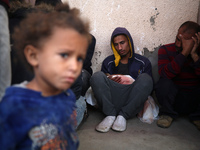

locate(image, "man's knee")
[[136, 73, 153, 90], [155, 78, 175, 91], [155, 78, 178, 100], [90, 71, 105, 84]]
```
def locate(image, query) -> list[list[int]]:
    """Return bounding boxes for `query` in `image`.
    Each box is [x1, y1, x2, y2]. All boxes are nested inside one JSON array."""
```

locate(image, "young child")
[[0, 3, 90, 150]]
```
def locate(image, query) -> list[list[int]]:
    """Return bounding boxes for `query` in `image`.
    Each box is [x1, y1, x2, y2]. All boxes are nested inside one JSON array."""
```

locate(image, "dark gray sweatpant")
[[90, 71, 153, 119]]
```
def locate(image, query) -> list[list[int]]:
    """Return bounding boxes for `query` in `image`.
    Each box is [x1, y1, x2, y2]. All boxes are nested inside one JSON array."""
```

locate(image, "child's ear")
[[24, 45, 39, 67]]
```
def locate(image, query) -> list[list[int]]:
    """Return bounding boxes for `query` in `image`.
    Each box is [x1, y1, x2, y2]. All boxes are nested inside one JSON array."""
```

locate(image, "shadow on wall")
[[143, 46, 161, 85]]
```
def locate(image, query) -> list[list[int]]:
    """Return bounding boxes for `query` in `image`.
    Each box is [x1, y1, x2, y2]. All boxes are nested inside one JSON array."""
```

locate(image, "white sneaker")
[[112, 115, 126, 132], [96, 116, 116, 133]]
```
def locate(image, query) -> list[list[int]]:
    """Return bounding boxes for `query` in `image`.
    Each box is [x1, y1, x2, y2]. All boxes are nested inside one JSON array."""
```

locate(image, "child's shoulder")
[[1, 83, 42, 110], [0, 86, 29, 116], [1, 85, 76, 110], [3, 83, 40, 100]]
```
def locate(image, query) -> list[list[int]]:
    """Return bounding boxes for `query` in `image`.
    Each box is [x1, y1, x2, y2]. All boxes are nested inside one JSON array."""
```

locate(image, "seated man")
[[90, 27, 153, 132], [155, 21, 200, 130]]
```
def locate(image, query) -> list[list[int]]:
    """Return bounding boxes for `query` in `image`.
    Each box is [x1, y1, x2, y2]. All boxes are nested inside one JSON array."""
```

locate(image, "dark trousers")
[[155, 78, 200, 121], [71, 69, 91, 99], [90, 71, 153, 119]]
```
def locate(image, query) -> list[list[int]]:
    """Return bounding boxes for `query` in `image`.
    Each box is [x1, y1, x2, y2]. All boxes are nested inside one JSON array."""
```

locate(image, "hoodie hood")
[[111, 27, 134, 66]]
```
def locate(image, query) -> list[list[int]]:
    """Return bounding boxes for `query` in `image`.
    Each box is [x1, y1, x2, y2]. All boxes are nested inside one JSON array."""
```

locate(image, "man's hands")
[[107, 74, 135, 85], [180, 32, 200, 62], [191, 33, 200, 62]]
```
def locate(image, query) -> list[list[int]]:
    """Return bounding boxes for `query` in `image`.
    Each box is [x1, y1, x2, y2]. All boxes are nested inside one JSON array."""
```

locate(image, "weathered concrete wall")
[[63, 0, 199, 72]]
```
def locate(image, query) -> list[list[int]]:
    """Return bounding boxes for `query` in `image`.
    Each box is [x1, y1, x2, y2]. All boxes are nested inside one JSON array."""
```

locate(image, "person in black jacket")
[[71, 34, 96, 129], [71, 34, 96, 99], [9, 0, 55, 85]]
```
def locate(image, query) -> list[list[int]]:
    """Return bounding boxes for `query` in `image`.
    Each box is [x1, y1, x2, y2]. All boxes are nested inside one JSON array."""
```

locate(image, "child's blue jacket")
[[0, 85, 78, 150]]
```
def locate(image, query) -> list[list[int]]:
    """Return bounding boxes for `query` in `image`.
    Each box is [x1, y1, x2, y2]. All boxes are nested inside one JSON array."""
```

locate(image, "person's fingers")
[[179, 34, 183, 40], [111, 76, 121, 83], [115, 76, 121, 83], [195, 32, 200, 45], [192, 36, 197, 45]]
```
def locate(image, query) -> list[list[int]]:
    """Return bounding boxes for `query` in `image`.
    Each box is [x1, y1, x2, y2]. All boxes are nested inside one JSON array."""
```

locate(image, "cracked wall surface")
[[63, 0, 199, 72]]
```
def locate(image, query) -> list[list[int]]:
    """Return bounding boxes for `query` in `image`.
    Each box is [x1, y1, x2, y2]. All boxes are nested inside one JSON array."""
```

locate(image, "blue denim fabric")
[[75, 96, 86, 129], [0, 5, 11, 100]]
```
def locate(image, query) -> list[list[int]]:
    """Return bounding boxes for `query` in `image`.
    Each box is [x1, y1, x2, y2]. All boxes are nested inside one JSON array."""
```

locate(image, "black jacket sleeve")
[[83, 34, 96, 75]]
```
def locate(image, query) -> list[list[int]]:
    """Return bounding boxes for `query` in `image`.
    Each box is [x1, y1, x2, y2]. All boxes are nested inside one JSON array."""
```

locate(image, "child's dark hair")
[[12, 3, 91, 72]]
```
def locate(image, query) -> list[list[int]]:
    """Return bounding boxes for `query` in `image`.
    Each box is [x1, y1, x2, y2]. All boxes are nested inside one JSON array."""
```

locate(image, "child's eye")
[[77, 57, 84, 63], [60, 53, 68, 58]]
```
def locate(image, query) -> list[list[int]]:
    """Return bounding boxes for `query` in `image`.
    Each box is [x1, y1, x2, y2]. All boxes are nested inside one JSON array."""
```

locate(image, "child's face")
[[33, 28, 88, 96]]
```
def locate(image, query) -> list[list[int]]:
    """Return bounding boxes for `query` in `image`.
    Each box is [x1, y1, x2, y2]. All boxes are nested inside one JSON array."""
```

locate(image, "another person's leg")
[[81, 69, 91, 96], [190, 103, 200, 130], [90, 71, 118, 132], [155, 78, 178, 128], [180, 87, 200, 130], [112, 73, 153, 131], [74, 69, 92, 129], [172, 87, 200, 130], [90, 71, 118, 116], [75, 96, 87, 129], [71, 72, 87, 129], [71, 73, 83, 100], [119, 73, 153, 119]]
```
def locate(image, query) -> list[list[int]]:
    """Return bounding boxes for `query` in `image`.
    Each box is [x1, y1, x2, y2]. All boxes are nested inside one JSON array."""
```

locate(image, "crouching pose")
[[155, 21, 200, 130], [90, 27, 153, 132]]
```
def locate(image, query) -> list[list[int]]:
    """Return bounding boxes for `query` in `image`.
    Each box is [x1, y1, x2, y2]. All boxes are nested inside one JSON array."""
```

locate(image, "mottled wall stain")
[[64, 0, 199, 72], [94, 51, 101, 65], [150, 8, 160, 31]]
